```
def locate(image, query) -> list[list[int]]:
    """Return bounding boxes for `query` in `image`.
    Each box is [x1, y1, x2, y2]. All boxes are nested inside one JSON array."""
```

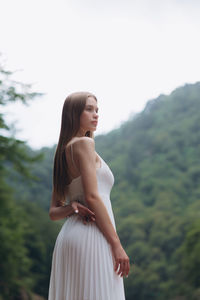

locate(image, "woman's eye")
[[85, 106, 98, 113], [86, 107, 93, 111]]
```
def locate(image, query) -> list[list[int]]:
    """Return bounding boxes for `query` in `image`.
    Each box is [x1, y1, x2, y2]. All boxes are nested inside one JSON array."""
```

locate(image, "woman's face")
[[79, 96, 99, 133]]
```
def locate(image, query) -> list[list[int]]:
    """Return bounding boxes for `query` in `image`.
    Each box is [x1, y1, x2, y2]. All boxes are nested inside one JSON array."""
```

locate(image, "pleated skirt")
[[48, 214, 125, 300]]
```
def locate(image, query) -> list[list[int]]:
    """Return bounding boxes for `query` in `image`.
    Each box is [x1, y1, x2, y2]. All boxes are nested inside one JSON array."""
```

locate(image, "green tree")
[[175, 220, 200, 298], [0, 61, 41, 299]]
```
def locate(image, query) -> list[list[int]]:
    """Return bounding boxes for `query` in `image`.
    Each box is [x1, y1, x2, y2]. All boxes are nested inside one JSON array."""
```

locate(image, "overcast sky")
[[1, 0, 200, 149]]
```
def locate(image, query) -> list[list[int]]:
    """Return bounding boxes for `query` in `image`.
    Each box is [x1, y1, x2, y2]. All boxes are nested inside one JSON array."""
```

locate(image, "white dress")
[[48, 151, 125, 300]]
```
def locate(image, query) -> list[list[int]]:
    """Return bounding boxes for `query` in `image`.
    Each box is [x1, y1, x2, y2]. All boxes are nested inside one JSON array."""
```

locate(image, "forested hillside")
[[96, 82, 200, 299], [1, 77, 200, 299]]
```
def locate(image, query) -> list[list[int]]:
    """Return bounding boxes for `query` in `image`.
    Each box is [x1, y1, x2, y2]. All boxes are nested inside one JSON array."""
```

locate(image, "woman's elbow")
[[49, 209, 56, 221], [86, 192, 101, 204]]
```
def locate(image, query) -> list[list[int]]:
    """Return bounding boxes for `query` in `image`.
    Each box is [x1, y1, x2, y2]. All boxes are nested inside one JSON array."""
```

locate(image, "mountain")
[[7, 82, 200, 300], [96, 82, 200, 299]]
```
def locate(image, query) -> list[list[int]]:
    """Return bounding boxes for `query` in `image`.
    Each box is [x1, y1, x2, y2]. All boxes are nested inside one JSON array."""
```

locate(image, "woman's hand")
[[71, 201, 96, 224], [111, 243, 130, 278]]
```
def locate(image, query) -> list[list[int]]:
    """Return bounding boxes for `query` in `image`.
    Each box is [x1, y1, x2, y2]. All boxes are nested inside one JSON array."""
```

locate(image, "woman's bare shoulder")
[[72, 137, 95, 151]]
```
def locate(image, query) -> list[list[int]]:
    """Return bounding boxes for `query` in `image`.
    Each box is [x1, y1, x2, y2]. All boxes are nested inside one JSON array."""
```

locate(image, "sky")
[[1, 0, 200, 149]]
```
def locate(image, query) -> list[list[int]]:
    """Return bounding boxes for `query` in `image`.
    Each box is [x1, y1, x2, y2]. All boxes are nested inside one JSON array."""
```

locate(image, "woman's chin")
[[89, 126, 97, 132]]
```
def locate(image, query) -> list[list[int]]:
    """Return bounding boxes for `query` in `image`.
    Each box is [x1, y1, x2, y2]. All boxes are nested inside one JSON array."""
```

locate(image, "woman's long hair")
[[53, 91, 97, 204]]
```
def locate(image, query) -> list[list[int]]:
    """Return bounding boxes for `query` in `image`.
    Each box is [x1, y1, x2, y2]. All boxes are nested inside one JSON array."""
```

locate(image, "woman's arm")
[[74, 137, 130, 277], [49, 189, 96, 222]]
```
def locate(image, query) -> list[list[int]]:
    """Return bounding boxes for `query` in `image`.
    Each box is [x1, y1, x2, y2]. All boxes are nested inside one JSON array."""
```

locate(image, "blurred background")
[[0, 0, 200, 299]]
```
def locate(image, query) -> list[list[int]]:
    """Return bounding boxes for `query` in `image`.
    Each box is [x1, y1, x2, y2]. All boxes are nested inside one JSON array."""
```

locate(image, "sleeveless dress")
[[48, 146, 125, 300]]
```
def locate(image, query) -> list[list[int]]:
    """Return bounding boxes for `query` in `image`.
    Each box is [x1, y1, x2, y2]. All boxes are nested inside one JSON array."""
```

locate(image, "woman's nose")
[[94, 111, 99, 119]]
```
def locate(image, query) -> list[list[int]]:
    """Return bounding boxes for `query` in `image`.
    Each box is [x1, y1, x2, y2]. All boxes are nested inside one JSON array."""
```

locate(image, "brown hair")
[[53, 91, 97, 204]]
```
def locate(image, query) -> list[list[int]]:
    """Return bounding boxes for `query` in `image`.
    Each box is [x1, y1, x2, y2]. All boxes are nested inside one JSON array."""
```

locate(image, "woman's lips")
[[91, 121, 98, 125]]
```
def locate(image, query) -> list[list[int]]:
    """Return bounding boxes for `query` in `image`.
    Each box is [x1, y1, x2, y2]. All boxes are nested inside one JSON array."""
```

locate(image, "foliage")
[[0, 61, 51, 299], [1, 62, 200, 300], [96, 82, 200, 300]]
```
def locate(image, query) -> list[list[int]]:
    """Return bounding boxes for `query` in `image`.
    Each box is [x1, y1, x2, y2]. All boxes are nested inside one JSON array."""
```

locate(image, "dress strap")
[[70, 143, 79, 173]]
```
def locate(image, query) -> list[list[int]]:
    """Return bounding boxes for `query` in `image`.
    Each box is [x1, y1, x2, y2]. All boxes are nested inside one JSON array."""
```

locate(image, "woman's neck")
[[75, 128, 87, 137]]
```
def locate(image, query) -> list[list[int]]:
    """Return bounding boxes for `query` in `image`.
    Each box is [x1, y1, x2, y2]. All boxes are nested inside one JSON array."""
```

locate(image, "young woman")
[[48, 92, 130, 300]]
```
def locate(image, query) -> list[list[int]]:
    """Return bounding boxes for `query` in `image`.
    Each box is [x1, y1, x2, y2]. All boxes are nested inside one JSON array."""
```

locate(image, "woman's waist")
[[63, 215, 102, 232]]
